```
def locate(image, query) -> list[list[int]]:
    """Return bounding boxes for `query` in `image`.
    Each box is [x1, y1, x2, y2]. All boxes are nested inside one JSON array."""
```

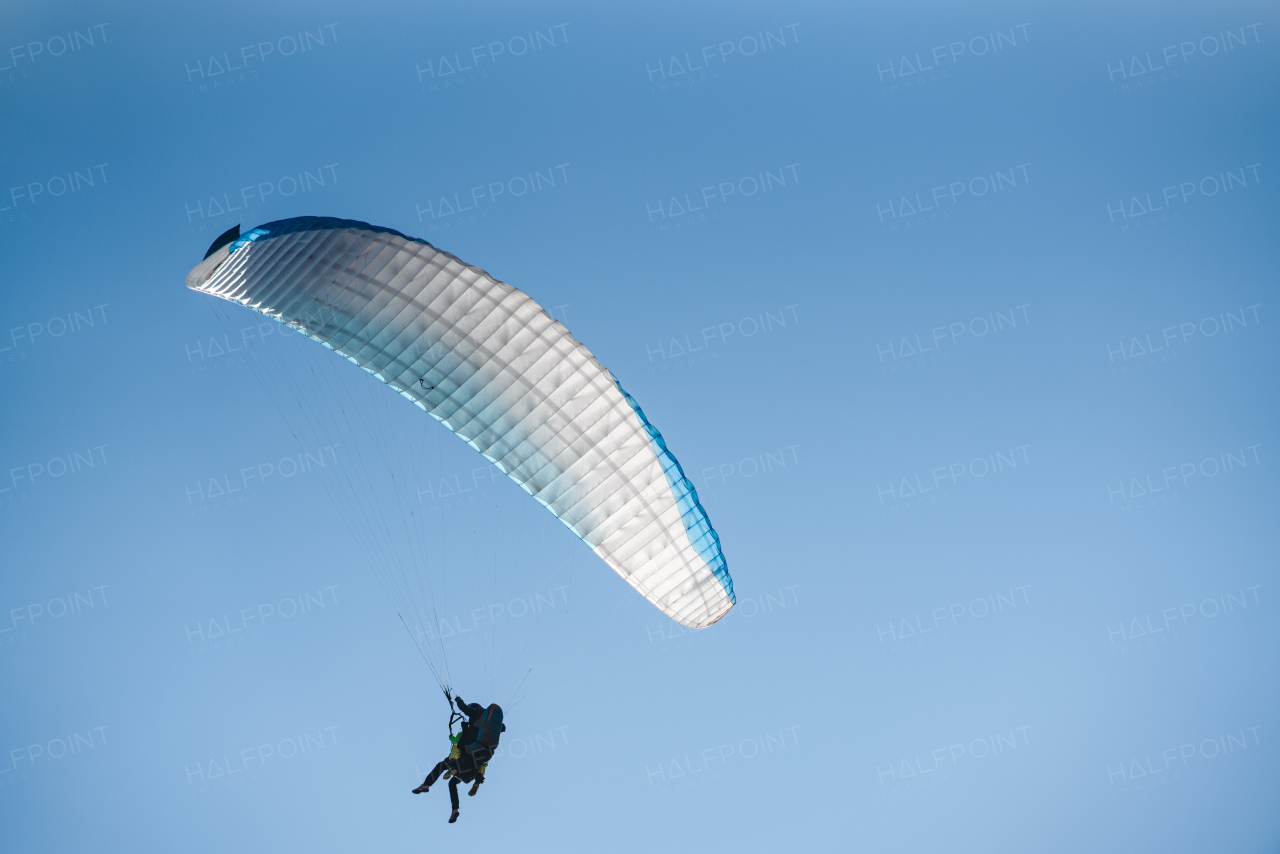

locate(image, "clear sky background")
[[2, 1, 1278, 851]]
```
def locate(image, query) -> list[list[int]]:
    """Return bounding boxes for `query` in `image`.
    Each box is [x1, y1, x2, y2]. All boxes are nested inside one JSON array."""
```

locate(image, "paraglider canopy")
[[186, 216, 734, 630], [203, 224, 240, 259]]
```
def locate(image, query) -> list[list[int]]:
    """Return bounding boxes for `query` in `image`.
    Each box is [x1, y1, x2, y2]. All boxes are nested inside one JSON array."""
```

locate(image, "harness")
[[444, 688, 463, 736], [441, 689, 493, 784]]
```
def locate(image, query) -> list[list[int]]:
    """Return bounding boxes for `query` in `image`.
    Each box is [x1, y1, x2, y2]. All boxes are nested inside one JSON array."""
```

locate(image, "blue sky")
[[2, 1, 1278, 851]]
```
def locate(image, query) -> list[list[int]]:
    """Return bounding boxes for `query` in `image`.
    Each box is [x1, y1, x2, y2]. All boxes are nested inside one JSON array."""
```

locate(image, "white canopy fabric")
[[187, 217, 733, 628]]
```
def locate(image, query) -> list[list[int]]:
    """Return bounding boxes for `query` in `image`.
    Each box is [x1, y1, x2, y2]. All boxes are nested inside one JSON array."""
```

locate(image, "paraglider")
[[186, 215, 734, 823], [413, 696, 504, 823]]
